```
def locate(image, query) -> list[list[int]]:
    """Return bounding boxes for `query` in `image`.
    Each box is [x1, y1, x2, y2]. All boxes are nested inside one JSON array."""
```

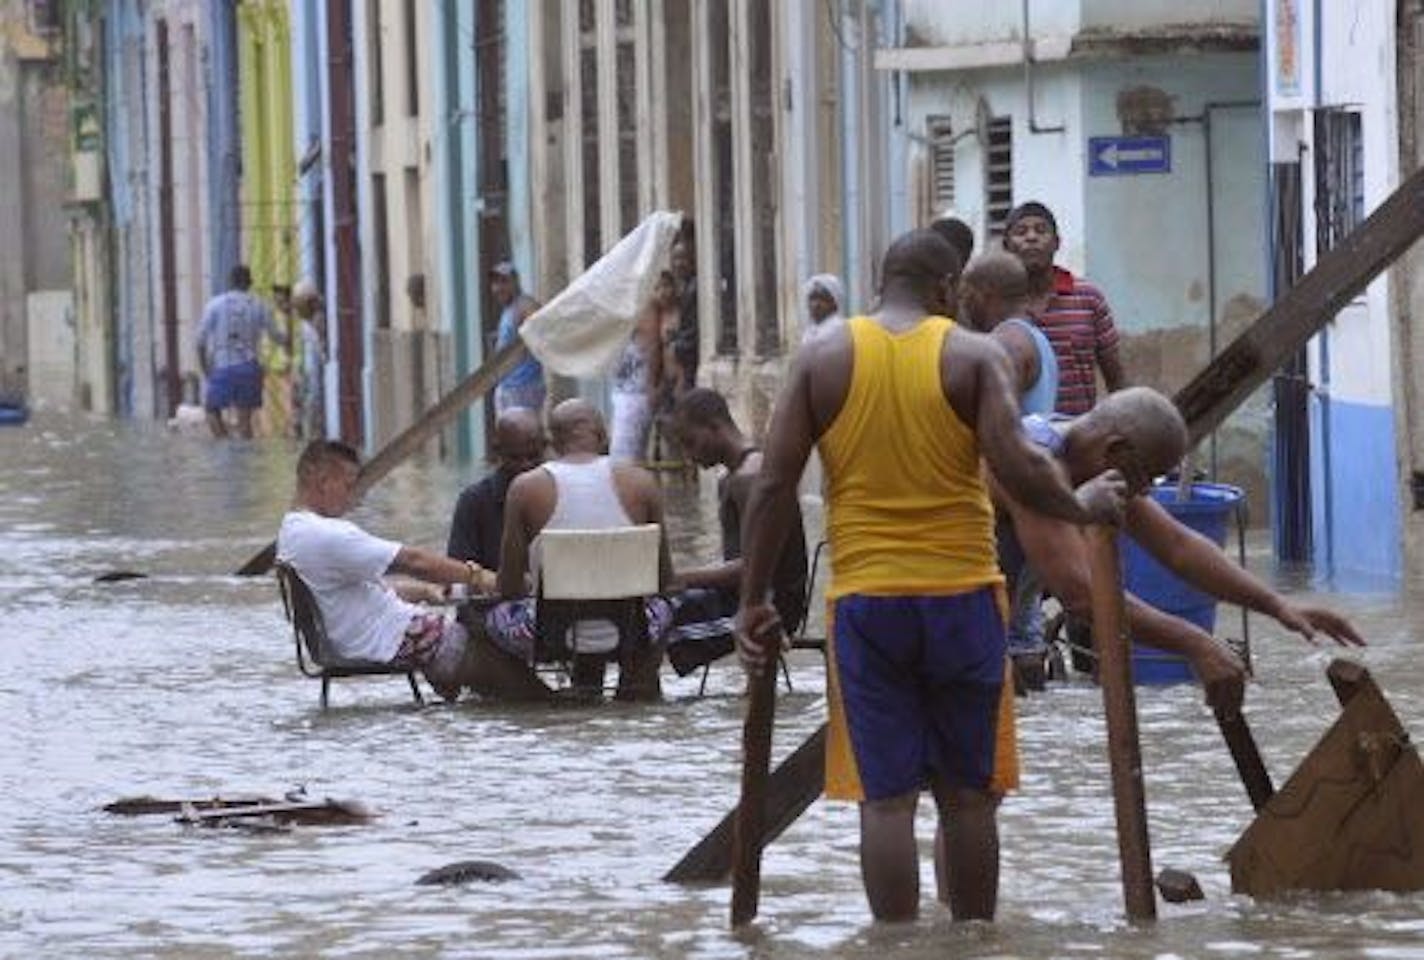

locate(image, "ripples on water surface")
[[2, 413, 1424, 958]]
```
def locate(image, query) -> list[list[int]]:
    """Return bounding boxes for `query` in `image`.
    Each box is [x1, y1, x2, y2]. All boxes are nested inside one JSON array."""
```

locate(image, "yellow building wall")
[[238, 0, 300, 436]]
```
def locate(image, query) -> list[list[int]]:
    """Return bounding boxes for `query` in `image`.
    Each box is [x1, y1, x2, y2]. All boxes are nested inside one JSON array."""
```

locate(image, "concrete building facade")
[[352, 0, 448, 452], [0, 2, 74, 411], [1265, 0, 1424, 588], [881, 0, 1268, 513]]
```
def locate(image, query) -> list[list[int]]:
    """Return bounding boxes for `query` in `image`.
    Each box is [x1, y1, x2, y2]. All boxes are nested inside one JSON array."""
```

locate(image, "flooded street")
[[4, 414, 1424, 959]]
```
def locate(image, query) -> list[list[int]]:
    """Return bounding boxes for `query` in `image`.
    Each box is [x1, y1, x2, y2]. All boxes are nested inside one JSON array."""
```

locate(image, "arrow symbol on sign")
[[1098, 143, 1163, 168]]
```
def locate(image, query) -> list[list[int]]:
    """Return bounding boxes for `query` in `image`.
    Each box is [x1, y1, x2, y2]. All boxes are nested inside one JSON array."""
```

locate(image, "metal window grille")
[[984, 116, 1013, 236], [1314, 109, 1364, 253], [927, 116, 955, 217]]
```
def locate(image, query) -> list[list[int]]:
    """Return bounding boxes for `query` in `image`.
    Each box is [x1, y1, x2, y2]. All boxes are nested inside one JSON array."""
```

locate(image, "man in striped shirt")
[[1002, 202, 1127, 415]]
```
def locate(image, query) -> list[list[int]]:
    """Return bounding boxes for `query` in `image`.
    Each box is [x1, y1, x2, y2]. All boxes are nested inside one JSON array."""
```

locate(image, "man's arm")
[[737, 356, 818, 665], [1093, 293, 1127, 392], [496, 477, 533, 598], [197, 303, 214, 376], [677, 470, 754, 590], [1125, 497, 1364, 646], [1000, 484, 1246, 711], [963, 335, 1124, 525], [388, 544, 485, 589]]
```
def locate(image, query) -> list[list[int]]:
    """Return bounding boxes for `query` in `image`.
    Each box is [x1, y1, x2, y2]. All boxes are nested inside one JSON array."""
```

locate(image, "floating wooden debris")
[[177, 799, 373, 827], [105, 795, 372, 827], [105, 795, 277, 816], [93, 570, 149, 583], [415, 861, 521, 886], [1227, 660, 1424, 897]]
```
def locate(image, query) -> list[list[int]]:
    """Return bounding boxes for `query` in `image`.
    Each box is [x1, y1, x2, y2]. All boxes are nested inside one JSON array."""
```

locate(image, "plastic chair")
[[275, 561, 424, 710], [533, 525, 662, 696]]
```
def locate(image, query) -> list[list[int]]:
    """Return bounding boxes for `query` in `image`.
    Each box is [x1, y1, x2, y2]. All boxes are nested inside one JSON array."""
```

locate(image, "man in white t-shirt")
[[276, 440, 494, 700]]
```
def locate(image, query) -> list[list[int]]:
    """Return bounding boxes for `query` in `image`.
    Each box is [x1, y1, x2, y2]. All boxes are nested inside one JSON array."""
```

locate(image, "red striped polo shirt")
[[1033, 266, 1120, 415]]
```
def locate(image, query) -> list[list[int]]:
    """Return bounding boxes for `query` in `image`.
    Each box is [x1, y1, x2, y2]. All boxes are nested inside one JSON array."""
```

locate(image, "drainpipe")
[[839, 2, 864, 307], [156, 19, 180, 418], [1022, 0, 1065, 134], [1312, 0, 1333, 576]]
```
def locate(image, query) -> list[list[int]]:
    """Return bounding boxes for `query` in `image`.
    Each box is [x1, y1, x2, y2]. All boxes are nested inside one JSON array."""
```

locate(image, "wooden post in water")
[[1088, 527, 1157, 922], [730, 649, 779, 927]]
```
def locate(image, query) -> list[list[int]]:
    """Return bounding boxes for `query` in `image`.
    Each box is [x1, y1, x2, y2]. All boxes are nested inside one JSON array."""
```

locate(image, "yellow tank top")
[[819, 316, 1001, 598]]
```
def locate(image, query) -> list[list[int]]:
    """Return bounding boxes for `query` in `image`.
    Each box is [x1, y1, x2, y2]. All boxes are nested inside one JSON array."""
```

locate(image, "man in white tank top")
[[486, 399, 675, 700]]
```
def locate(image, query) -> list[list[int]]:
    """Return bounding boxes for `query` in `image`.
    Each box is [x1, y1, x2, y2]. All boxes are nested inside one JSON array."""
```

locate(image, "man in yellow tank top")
[[737, 229, 1126, 923]]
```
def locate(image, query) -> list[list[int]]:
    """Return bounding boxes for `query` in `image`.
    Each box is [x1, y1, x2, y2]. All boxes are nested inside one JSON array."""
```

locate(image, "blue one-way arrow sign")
[[1088, 135, 1172, 176]]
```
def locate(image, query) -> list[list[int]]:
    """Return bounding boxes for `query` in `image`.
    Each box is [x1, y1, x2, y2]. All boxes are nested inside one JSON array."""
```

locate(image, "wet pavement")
[[2, 412, 1424, 958]]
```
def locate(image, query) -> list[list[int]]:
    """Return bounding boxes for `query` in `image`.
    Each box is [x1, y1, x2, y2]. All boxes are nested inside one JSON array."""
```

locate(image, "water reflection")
[[2, 412, 1424, 958]]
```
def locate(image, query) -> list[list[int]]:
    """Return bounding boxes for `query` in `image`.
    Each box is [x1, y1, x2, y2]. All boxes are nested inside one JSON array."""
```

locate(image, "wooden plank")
[[1177, 163, 1424, 446], [235, 341, 528, 576], [177, 798, 373, 826], [1227, 664, 1424, 896], [1215, 709, 1275, 812], [730, 657, 779, 927], [1089, 528, 1156, 921], [1326, 657, 1370, 706], [104, 795, 276, 816], [666, 724, 827, 884]]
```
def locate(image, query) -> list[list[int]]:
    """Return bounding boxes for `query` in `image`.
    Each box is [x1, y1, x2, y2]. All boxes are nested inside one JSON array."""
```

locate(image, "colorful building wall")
[[238, 0, 299, 436], [1266, 0, 1406, 589]]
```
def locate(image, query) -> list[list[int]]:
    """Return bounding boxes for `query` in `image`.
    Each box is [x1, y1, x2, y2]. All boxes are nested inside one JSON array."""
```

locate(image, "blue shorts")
[[825, 587, 1018, 802], [205, 360, 263, 412]]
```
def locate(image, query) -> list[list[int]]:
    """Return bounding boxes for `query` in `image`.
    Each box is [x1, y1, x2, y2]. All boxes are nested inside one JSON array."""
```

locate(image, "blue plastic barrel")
[[1120, 482, 1244, 684], [0, 403, 28, 427]]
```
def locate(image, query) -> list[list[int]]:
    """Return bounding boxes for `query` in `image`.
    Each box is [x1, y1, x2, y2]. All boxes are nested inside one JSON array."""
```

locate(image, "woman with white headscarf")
[[801, 273, 844, 344]]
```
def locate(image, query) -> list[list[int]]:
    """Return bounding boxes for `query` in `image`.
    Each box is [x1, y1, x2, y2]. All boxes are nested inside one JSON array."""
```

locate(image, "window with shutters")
[[927, 115, 955, 218], [984, 115, 1013, 237]]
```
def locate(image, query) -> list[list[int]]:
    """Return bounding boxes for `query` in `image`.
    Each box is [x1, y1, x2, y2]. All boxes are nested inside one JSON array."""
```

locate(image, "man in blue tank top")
[[960, 252, 1062, 683]]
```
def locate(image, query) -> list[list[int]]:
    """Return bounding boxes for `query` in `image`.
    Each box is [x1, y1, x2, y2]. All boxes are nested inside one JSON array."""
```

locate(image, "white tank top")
[[542, 457, 634, 529], [536, 457, 636, 654]]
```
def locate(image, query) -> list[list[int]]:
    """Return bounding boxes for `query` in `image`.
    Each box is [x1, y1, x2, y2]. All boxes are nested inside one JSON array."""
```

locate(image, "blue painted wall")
[[206, 2, 241, 297], [1310, 395, 1402, 590], [104, 2, 143, 417]]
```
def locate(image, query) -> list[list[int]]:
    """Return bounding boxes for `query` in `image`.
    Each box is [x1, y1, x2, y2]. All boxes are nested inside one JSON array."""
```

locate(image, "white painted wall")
[[1080, 0, 1256, 32], [1268, 0, 1396, 409], [25, 291, 75, 410], [903, 0, 1256, 48], [1081, 54, 1265, 338], [902, 0, 1076, 47], [901, 63, 1084, 267]]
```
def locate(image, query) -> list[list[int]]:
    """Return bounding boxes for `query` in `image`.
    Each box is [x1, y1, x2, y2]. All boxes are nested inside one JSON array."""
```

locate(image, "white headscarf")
[[802, 274, 845, 342]]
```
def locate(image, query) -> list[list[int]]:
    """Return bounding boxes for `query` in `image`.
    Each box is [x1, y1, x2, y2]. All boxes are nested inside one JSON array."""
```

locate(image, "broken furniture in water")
[[105, 794, 373, 830], [1227, 659, 1424, 896]]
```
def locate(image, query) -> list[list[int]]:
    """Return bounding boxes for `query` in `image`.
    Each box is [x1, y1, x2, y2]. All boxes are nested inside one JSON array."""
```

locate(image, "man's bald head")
[[548, 398, 608, 456], [492, 407, 545, 474], [879, 228, 962, 312], [959, 253, 1029, 332], [1069, 387, 1188, 491]]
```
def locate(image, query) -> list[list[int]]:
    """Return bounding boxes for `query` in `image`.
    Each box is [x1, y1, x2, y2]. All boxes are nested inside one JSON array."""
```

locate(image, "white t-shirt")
[[276, 510, 419, 663]]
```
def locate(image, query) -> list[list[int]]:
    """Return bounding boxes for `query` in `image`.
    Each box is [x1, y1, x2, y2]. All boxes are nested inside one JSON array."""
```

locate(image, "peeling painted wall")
[[0, 4, 72, 405]]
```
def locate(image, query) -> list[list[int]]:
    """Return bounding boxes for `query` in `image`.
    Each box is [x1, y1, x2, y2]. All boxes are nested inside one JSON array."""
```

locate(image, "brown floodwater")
[[2, 412, 1423, 958]]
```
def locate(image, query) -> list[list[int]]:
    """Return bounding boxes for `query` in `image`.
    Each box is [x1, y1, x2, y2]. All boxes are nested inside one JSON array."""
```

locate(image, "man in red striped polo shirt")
[[1002, 202, 1128, 415]]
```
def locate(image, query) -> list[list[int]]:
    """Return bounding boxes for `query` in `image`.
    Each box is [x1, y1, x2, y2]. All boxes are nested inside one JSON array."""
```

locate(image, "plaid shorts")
[[396, 614, 468, 693], [484, 597, 674, 663]]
